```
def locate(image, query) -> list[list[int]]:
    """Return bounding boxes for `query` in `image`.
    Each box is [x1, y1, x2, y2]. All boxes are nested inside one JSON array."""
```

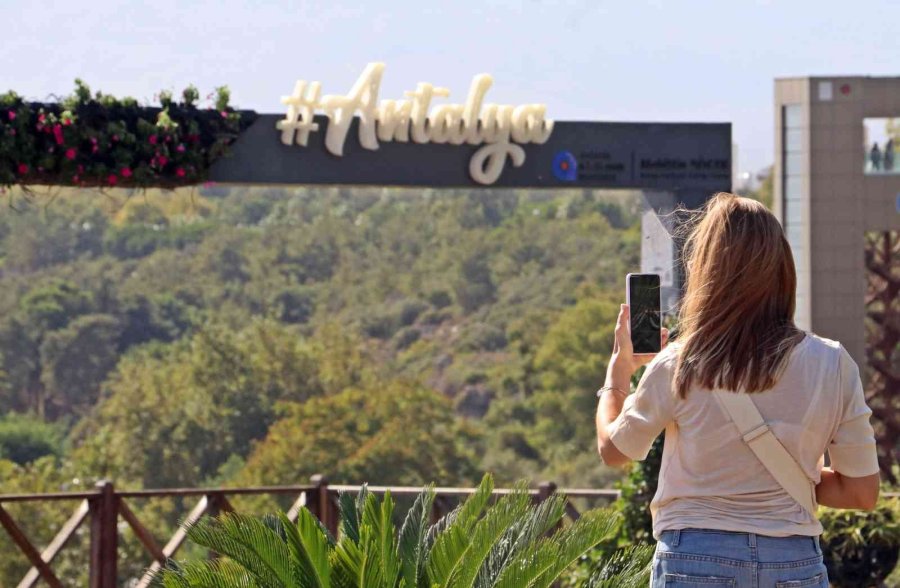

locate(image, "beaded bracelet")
[[596, 385, 629, 398]]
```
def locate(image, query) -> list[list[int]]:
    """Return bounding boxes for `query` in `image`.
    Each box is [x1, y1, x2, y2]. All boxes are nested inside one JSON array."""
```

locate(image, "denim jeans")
[[652, 529, 828, 587]]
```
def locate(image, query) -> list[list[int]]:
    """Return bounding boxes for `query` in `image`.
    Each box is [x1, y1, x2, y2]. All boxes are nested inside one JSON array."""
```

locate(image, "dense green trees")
[[0, 186, 645, 585], [72, 319, 324, 488], [239, 380, 481, 487]]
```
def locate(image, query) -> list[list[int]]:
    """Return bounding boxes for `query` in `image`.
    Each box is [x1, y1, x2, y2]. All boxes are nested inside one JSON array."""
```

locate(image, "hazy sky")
[[5, 0, 899, 176]]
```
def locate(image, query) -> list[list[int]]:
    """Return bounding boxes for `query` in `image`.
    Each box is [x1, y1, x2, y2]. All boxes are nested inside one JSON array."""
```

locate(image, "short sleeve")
[[828, 345, 880, 478], [607, 356, 675, 461]]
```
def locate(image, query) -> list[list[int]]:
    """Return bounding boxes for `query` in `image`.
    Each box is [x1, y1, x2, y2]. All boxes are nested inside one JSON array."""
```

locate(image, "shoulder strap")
[[713, 390, 817, 516]]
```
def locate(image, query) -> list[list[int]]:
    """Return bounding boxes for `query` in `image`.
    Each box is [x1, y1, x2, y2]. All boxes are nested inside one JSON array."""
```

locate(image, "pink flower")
[[157, 155, 168, 167], [17, 163, 28, 175], [149, 135, 158, 145], [37, 113, 46, 124], [121, 167, 132, 178], [7, 111, 15, 121], [176, 167, 185, 177], [72, 174, 79, 183], [176, 144, 185, 153], [65, 148, 76, 160], [220, 110, 228, 118], [112, 134, 119, 142], [62, 118, 72, 126], [53, 124, 64, 145], [107, 174, 118, 186]]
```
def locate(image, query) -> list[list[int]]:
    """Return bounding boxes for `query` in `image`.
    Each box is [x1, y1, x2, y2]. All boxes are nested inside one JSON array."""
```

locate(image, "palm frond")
[[445, 484, 532, 588], [155, 558, 261, 588], [398, 485, 435, 588], [339, 488, 362, 544], [491, 539, 560, 588], [184, 513, 295, 588], [530, 509, 621, 588], [279, 510, 332, 588], [356, 484, 370, 519], [330, 531, 365, 588], [474, 493, 567, 588], [376, 490, 401, 585], [586, 544, 654, 588], [493, 508, 620, 588], [426, 473, 494, 585]]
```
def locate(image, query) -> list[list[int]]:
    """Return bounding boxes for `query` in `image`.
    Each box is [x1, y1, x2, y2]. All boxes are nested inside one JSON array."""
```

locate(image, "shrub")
[[394, 326, 421, 350], [361, 310, 398, 339], [427, 289, 453, 309], [157, 474, 648, 587], [460, 323, 508, 352], [0, 414, 64, 465], [420, 308, 452, 326], [271, 286, 315, 325], [820, 499, 900, 587], [399, 299, 428, 326]]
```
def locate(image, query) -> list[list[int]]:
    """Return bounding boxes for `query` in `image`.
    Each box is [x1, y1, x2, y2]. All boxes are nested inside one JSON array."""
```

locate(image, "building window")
[[782, 104, 810, 329]]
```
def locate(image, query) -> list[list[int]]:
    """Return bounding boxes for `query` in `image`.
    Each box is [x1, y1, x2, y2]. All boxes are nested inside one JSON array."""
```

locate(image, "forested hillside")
[[0, 185, 643, 582]]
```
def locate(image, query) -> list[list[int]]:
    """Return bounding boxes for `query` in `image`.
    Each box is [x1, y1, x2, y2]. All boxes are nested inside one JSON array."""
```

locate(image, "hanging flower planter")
[[0, 79, 257, 190]]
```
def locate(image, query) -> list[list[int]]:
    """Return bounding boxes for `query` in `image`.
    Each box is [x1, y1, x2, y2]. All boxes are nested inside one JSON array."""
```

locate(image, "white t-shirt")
[[607, 333, 879, 539]]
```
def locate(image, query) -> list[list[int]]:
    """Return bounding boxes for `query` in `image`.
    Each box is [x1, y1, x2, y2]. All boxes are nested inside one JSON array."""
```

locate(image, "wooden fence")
[[0, 475, 620, 588]]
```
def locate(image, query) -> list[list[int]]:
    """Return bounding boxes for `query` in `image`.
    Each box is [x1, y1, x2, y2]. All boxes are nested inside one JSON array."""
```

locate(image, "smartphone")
[[626, 273, 661, 354]]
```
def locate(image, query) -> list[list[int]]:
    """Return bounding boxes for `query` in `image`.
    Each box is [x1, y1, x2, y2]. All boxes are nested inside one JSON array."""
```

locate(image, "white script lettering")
[[277, 63, 554, 185]]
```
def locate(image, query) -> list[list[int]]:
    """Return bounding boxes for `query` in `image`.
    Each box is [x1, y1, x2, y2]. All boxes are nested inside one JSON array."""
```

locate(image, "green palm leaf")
[[156, 558, 260, 588], [339, 485, 368, 544], [493, 509, 620, 588], [586, 544, 654, 588], [330, 531, 365, 588], [398, 485, 435, 588], [332, 521, 386, 588], [376, 490, 401, 585], [279, 510, 332, 588], [184, 513, 295, 588], [426, 473, 494, 585], [445, 484, 532, 588], [473, 492, 567, 588], [530, 509, 621, 588]]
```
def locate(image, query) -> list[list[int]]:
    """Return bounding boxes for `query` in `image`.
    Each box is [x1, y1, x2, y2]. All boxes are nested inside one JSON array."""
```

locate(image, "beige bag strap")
[[713, 390, 817, 516]]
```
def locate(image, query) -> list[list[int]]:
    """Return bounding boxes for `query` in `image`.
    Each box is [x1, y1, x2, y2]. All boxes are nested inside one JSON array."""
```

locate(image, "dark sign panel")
[[211, 114, 730, 207]]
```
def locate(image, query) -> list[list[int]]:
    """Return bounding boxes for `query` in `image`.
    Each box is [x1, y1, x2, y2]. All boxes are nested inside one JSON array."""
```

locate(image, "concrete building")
[[774, 76, 900, 366]]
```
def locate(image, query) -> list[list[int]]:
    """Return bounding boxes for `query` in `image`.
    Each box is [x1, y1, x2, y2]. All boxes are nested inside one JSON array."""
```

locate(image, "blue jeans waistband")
[[658, 528, 822, 559]]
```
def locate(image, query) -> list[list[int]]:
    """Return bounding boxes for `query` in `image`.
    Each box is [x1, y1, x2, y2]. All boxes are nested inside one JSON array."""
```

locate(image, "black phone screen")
[[628, 274, 661, 354]]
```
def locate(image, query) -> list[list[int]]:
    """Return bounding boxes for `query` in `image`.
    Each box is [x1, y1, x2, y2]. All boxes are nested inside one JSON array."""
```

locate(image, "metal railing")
[[0, 475, 620, 588]]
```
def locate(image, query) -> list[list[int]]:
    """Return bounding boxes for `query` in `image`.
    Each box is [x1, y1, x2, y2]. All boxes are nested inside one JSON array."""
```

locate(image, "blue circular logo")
[[552, 151, 578, 182]]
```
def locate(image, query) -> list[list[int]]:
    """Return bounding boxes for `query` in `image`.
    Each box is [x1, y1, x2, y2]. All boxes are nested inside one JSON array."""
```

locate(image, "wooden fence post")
[[89, 480, 117, 588], [310, 474, 337, 535], [537, 481, 557, 503]]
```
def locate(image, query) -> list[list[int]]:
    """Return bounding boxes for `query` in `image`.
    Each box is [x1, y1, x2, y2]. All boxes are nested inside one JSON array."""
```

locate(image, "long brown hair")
[[674, 192, 804, 397]]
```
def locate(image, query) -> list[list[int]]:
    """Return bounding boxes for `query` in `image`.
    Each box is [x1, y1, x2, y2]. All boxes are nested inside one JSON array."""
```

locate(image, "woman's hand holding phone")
[[597, 304, 669, 467], [607, 304, 669, 386]]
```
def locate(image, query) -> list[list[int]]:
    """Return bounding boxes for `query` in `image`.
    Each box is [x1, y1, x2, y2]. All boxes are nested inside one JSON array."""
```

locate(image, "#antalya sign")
[[276, 63, 554, 185]]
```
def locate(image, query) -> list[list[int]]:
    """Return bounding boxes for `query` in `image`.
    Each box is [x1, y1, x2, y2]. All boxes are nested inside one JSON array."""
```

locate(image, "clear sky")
[[5, 0, 899, 176]]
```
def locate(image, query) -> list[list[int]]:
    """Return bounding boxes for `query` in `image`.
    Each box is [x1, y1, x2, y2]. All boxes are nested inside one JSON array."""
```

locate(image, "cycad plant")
[[156, 474, 651, 587]]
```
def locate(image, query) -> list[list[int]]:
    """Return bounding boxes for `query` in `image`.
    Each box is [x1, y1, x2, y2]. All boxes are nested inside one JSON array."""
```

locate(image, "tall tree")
[[864, 230, 900, 480]]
